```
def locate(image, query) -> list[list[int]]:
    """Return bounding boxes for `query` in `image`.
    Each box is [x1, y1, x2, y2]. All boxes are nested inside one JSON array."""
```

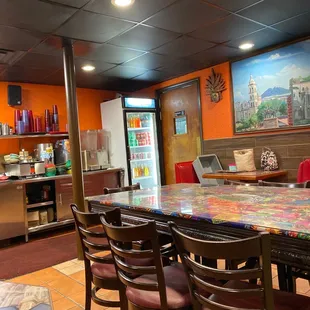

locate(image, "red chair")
[[175, 161, 199, 183], [297, 159, 310, 182]]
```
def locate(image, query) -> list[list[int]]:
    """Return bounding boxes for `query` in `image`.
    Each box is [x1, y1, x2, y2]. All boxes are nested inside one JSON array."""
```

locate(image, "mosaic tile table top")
[[0, 282, 52, 310], [88, 183, 310, 240]]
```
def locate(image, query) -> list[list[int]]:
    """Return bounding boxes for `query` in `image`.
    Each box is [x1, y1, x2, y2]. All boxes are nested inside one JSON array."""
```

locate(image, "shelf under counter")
[[27, 201, 54, 210], [28, 219, 75, 234]]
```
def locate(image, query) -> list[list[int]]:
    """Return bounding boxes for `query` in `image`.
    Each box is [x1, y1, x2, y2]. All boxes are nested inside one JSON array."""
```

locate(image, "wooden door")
[[159, 80, 201, 184]]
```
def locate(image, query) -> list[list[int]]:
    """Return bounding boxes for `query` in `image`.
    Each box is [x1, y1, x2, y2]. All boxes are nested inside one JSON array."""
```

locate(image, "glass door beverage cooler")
[[100, 97, 164, 188], [124, 98, 163, 188]]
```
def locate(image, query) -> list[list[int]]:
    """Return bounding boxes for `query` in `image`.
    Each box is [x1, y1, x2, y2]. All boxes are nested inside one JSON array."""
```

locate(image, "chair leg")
[[85, 274, 92, 310], [286, 266, 296, 293], [119, 283, 128, 310], [277, 263, 288, 291]]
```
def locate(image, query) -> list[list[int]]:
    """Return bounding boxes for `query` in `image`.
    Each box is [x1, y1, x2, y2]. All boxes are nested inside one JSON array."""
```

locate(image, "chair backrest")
[[169, 222, 274, 310], [100, 213, 169, 310], [103, 183, 141, 194], [259, 180, 308, 188], [225, 180, 259, 186], [71, 204, 117, 266]]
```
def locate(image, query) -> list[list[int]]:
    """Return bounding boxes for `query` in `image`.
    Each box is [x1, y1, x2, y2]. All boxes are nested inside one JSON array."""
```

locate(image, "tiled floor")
[[7, 256, 310, 310]]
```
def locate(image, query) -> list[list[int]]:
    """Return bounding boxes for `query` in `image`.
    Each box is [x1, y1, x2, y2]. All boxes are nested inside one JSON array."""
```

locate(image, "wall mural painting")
[[231, 39, 310, 133]]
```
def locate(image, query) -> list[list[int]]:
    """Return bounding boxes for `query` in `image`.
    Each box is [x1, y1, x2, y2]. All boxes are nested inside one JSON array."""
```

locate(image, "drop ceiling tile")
[[73, 41, 103, 57], [189, 45, 242, 67], [48, 0, 90, 8], [190, 15, 263, 44], [102, 65, 148, 79], [84, 0, 177, 22], [32, 37, 105, 58], [15, 52, 63, 69], [42, 69, 65, 86], [0, 26, 45, 52], [1, 66, 58, 84], [228, 28, 293, 50], [272, 13, 310, 36], [204, 0, 261, 12], [124, 53, 179, 70], [75, 58, 115, 73], [237, 0, 310, 25], [84, 44, 144, 64], [108, 25, 180, 51], [152, 35, 215, 57], [133, 70, 175, 82], [145, 0, 228, 34], [159, 58, 203, 76], [30, 36, 64, 56], [0, 0, 76, 33], [75, 73, 118, 89], [56, 11, 136, 43]]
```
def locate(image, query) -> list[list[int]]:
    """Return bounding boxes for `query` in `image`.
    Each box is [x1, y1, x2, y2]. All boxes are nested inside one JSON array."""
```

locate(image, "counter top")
[[0, 167, 124, 187]]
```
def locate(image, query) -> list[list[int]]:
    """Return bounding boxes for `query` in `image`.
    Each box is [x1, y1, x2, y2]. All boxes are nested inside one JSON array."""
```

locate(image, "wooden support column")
[[62, 38, 84, 259]]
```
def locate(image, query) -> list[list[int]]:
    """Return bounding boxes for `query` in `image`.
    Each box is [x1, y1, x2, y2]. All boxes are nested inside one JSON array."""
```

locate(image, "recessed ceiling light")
[[239, 43, 254, 50], [82, 65, 95, 72], [111, 0, 135, 7]]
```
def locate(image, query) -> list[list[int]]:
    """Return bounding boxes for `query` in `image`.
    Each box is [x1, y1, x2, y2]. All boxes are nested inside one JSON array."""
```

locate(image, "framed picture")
[[231, 38, 310, 134]]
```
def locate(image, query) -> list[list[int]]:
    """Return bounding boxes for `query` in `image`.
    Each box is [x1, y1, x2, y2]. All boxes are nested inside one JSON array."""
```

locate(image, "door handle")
[[59, 193, 62, 205]]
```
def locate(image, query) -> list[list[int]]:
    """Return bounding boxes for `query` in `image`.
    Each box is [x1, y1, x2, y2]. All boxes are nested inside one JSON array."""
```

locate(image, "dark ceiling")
[[0, 0, 309, 92]]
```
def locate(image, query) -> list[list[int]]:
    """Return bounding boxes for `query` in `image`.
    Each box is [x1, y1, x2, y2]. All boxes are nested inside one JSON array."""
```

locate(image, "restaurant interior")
[[0, 0, 310, 309]]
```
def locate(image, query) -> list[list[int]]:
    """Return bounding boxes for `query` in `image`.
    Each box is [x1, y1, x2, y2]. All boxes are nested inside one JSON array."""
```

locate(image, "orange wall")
[[0, 82, 116, 154], [134, 62, 233, 140]]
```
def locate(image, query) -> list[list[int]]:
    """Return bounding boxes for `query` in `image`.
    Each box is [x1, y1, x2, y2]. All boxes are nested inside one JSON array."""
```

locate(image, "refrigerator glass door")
[[126, 112, 160, 189]]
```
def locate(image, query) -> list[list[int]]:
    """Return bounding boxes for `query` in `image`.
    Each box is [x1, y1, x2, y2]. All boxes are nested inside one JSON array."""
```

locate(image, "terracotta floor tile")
[[59, 264, 84, 276], [9, 273, 46, 286], [50, 289, 64, 302], [31, 267, 66, 283], [53, 297, 78, 310], [271, 267, 278, 278], [53, 260, 77, 271], [48, 276, 84, 296], [68, 291, 85, 307], [272, 276, 279, 289], [69, 270, 85, 285], [296, 278, 310, 294], [67, 306, 83, 310]]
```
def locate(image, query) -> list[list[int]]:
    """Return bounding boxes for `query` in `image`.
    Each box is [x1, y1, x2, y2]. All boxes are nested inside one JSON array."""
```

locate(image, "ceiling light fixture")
[[239, 42, 254, 50], [111, 0, 135, 7], [82, 65, 95, 72]]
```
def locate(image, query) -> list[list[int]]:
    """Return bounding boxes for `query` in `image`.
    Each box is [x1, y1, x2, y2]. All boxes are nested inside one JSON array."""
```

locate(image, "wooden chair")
[[169, 222, 310, 310], [71, 204, 121, 310], [103, 183, 140, 194], [104, 182, 174, 252], [100, 212, 192, 310], [258, 180, 309, 188], [225, 180, 259, 186]]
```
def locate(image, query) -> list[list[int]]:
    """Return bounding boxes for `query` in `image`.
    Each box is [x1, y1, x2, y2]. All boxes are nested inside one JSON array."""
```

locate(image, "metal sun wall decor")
[[206, 68, 226, 103]]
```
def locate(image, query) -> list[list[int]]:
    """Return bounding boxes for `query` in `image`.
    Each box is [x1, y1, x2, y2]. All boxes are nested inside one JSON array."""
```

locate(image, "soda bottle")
[[135, 115, 141, 128]]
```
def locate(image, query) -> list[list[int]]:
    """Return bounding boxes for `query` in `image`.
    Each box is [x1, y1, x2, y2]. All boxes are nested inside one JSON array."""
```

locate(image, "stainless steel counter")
[[0, 167, 123, 186], [0, 167, 124, 241]]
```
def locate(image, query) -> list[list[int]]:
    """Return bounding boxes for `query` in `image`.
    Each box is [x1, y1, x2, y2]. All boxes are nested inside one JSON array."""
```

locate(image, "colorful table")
[[0, 281, 52, 309], [87, 184, 310, 291]]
